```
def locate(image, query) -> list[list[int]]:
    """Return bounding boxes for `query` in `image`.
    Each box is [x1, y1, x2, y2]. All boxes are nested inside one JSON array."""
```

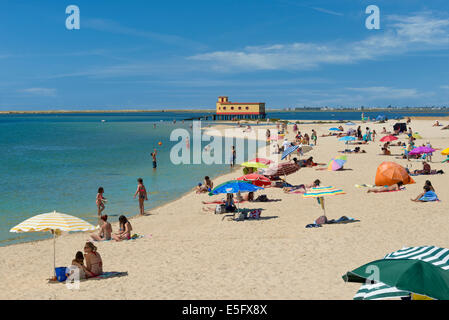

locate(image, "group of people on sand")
[[367, 180, 438, 202], [70, 242, 103, 279], [96, 178, 149, 217], [90, 214, 133, 242], [196, 176, 214, 193]]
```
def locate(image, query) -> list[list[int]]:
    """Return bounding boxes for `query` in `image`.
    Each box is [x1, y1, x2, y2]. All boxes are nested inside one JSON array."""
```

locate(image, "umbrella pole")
[[52, 230, 56, 276]]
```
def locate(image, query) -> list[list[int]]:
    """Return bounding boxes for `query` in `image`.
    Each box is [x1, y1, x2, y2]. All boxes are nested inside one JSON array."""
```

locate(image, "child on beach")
[[69, 251, 88, 279], [134, 178, 148, 215], [113, 215, 133, 241], [96, 187, 106, 216]]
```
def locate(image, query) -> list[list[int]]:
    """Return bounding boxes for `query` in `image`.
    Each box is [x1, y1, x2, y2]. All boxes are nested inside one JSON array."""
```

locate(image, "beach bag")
[[248, 209, 261, 219], [256, 194, 268, 202], [215, 204, 226, 214]]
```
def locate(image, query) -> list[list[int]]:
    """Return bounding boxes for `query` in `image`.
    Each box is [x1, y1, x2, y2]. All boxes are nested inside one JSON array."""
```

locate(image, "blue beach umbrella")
[[339, 136, 356, 142], [329, 127, 340, 131], [281, 145, 300, 160], [209, 180, 264, 214], [339, 135, 356, 146], [345, 122, 356, 126], [209, 180, 263, 195]]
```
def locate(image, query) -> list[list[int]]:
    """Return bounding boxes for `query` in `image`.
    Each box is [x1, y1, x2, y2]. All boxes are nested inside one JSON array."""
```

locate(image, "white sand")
[[1, 119, 448, 300]]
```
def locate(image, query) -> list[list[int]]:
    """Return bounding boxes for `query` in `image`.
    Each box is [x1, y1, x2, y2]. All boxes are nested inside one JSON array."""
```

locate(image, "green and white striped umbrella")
[[343, 246, 449, 300], [354, 282, 410, 300]]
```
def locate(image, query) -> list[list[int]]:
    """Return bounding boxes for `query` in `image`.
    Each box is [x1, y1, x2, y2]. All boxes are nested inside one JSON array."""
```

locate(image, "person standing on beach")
[[96, 187, 106, 217], [311, 129, 317, 145], [134, 178, 148, 215], [231, 146, 236, 168], [151, 149, 157, 169]]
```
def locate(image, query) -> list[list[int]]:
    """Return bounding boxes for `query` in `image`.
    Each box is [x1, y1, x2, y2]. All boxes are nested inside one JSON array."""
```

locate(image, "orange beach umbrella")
[[374, 162, 415, 186]]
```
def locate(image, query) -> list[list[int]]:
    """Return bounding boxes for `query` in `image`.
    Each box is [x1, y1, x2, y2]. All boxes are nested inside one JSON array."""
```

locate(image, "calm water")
[[0, 112, 259, 246], [1, 110, 447, 246]]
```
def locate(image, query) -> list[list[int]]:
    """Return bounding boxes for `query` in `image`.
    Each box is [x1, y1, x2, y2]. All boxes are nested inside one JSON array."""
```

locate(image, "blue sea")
[[1, 110, 448, 246]]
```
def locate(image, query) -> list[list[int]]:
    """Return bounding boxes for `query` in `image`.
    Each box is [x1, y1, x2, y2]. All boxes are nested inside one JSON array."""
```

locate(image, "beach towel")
[[419, 191, 439, 202], [48, 271, 128, 284]]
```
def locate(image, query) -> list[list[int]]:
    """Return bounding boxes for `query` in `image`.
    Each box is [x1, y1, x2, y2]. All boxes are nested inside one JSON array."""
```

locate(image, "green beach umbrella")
[[343, 246, 449, 300], [354, 282, 410, 300]]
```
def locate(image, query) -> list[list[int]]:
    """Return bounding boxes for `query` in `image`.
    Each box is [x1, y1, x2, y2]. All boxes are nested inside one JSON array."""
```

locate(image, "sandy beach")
[[1, 118, 449, 300]]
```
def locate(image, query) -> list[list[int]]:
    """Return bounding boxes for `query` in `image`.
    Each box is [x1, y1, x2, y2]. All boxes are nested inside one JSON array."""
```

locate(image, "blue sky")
[[1, 0, 449, 110]]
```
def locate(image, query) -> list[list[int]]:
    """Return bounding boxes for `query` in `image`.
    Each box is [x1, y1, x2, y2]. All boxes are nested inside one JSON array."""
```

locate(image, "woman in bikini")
[[134, 178, 148, 215], [367, 181, 404, 193], [90, 215, 112, 241], [83, 242, 103, 278], [113, 215, 133, 241]]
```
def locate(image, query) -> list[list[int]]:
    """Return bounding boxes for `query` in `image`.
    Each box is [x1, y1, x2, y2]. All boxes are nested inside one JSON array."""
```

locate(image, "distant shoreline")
[[1, 108, 449, 115]]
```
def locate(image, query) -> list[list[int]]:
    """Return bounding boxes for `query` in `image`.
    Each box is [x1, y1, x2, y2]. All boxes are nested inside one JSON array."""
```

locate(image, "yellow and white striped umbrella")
[[10, 211, 95, 278], [10, 211, 95, 233], [302, 186, 346, 198]]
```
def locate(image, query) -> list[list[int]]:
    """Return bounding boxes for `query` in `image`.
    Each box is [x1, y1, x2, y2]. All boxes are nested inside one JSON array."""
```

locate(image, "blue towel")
[[419, 191, 439, 202]]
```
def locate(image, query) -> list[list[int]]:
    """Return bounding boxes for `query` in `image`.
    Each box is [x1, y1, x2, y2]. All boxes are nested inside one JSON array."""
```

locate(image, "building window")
[[246, 106, 249, 110], [231, 107, 234, 110], [238, 106, 241, 110], [223, 107, 226, 110]]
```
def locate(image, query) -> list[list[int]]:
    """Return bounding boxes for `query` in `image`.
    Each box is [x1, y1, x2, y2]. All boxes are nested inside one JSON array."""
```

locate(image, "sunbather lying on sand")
[[433, 121, 442, 127], [283, 179, 320, 193], [367, 181, 404, 193], [413, 162, 431, 175], [340, 147, 366, 153]]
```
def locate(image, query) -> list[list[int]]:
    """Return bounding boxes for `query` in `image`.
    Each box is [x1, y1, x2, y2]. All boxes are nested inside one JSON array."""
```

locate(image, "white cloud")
[[441, 85, 449, 89], [19, 88, 57, 97], [188, 12, 449, 72]]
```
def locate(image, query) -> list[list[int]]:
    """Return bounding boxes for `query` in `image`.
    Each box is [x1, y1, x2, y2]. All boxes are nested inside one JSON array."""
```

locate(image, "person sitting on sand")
[[411, 185, 437, 202], [283, 179, 320, 193], [367, 181, 404, 193], [381, 127, 387, 134], [425, 180, 435, 192], [382, 146, 391, 155], [83, 242, 103, 277], [196, 176, 214, 193], [240, 192, 254, 202], [69, 251, 89, 279], [225, 193, 236, 213], [413, 161, 432, 175], [433, 121, 441, 127], [113, 215, 132, 241], [90, 215, 112, 241]]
